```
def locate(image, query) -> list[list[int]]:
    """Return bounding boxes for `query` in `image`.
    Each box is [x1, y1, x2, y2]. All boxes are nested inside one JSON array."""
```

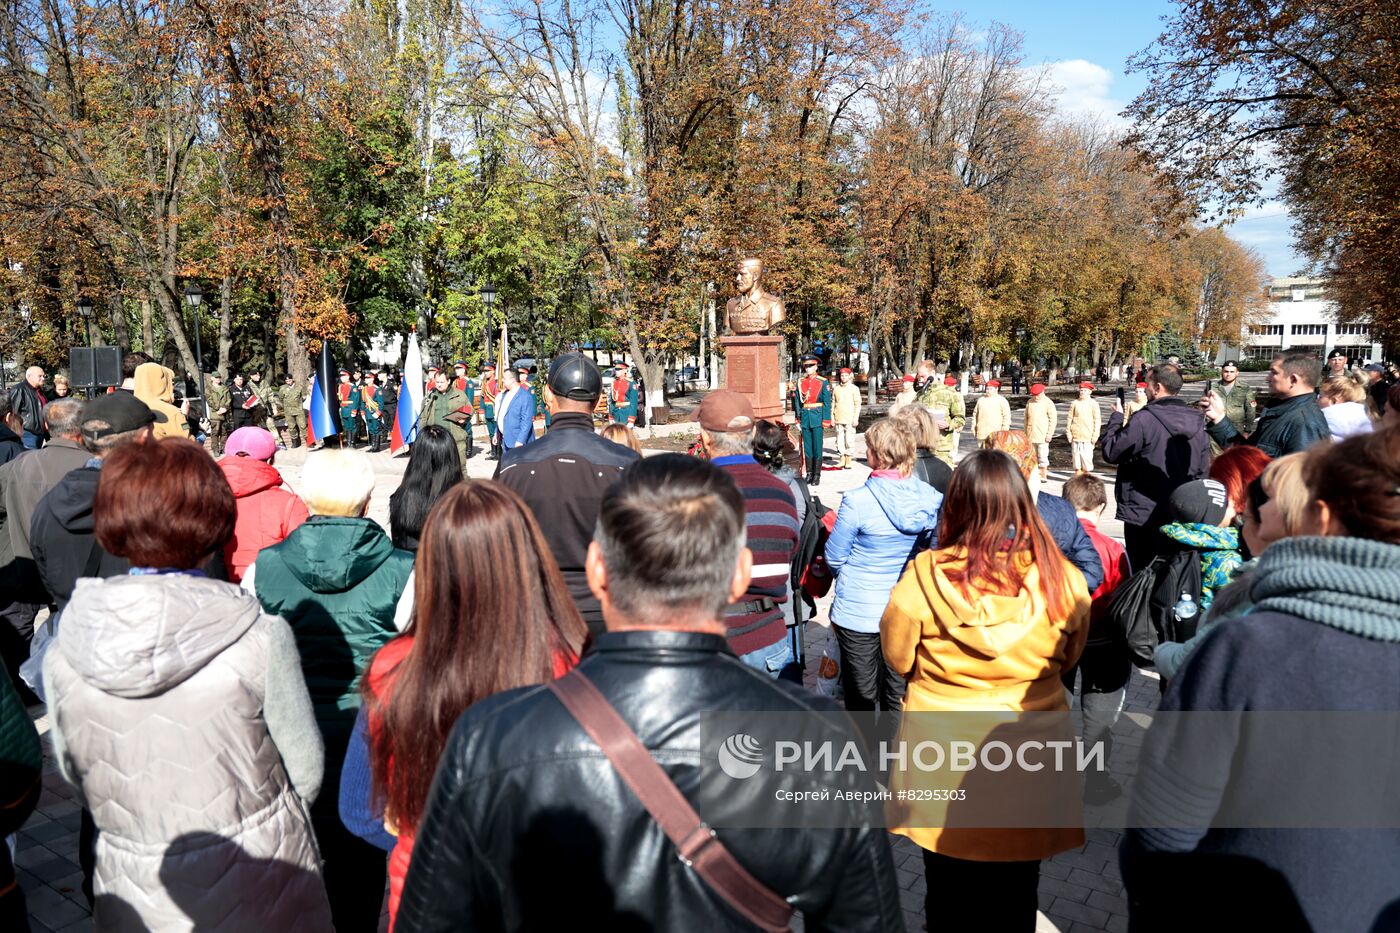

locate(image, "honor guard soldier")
[[360, 371, 385, 452], [518, 362, 546, 428], [451, 361, 477, 457], [278, 373, 307, 448], [480, 361, 500, 460], [337, 369, 359, 446], [608, 362, 638, 425], [424, 365, 440, 397], [377, 370, 397, 440], [794, 353, 831, 485]]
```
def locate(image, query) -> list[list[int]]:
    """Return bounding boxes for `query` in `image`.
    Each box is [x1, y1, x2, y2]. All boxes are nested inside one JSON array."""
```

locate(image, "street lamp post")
[[184, 283, 207, 419], [455, 309, 469, 360], [74, 297, 95, 398], [76, 295, 94, 349]]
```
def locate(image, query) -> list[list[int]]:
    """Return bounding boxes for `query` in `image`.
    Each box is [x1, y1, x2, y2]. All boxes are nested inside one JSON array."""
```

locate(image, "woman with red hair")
[[1208, 445, 1272, 525]]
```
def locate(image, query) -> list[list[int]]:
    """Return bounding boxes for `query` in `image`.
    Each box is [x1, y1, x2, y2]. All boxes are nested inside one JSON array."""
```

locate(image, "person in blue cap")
[[608, 362, 639, 426], [793, 353, 831, 485]]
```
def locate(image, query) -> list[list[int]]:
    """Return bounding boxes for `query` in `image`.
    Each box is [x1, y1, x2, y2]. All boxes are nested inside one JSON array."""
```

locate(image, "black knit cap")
[[1168, 479, 1230, 525], [547, 352, 603, 401]]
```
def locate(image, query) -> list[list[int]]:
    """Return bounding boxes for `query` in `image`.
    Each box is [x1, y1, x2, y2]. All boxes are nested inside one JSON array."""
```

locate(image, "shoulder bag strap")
[[548, 671, 794, 932]]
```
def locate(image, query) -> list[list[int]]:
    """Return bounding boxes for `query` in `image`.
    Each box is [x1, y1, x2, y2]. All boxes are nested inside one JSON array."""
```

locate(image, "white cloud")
[[1038, 59, 1128, 128]]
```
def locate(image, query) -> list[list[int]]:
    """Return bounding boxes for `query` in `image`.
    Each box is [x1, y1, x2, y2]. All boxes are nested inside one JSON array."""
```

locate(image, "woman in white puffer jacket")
[[44, 438, 332, 932]]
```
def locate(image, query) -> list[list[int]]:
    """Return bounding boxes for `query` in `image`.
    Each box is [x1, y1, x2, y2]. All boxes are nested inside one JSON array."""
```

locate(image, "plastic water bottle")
[[1173, 592, 1199, 625]]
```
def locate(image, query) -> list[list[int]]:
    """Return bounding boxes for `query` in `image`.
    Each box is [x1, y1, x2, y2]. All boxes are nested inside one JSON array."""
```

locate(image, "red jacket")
[[218, 455, 309, 583], [1079, 517, 1130, 628]]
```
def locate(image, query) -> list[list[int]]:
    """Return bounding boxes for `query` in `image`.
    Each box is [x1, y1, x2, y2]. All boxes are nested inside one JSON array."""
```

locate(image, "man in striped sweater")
[[692, 390, 801, 679]]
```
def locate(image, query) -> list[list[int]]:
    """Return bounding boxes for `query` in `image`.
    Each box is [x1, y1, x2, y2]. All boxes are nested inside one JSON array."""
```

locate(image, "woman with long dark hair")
[[340, 481, 588, 929], [882, 448, 1091, 931], [388, 425, 462, 551]]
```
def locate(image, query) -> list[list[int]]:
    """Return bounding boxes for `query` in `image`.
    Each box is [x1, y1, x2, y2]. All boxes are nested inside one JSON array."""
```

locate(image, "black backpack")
[[1104, 547, 1203, 667]]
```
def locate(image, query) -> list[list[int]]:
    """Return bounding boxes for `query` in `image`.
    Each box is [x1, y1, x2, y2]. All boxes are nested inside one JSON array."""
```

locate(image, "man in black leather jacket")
[[7, 366, 48, 449], [398, 455, 902, 933]]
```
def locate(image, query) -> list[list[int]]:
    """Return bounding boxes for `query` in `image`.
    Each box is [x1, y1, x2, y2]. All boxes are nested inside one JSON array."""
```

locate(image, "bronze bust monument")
[[725, 258, 786, 336]]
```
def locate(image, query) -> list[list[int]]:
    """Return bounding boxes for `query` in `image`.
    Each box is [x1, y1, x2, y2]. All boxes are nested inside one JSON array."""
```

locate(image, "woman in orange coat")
[[881, 447, 1091, 931], [339, 481, 587, 929]]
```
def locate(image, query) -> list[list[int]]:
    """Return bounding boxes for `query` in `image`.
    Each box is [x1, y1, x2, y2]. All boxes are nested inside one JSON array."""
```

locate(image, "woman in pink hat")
[[218, 426, 309, 582]]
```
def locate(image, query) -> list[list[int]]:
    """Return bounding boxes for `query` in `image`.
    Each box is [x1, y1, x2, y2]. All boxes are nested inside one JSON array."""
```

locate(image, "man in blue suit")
[[496, 367, 536, 450]]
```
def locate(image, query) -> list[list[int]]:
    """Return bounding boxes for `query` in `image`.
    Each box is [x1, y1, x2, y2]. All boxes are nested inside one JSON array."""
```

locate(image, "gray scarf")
[[1249, 536, 1400, 642]]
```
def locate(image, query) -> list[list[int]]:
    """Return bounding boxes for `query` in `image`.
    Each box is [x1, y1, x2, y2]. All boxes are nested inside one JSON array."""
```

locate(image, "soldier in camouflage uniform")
[[916, 366, 966, 466], [1208, 359, 1257, 455], [205, 373, 230, 455], [277, 374, 306, 448]]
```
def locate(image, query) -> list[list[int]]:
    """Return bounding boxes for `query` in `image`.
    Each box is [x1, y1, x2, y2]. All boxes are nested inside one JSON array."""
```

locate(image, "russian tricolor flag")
[[307, 344, 339, 446], [390, 330, 424, 455]]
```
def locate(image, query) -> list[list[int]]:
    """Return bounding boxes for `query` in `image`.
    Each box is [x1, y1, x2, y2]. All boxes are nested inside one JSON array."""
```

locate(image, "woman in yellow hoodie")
[[881, 447, 1091, 930], [133, 362, 190, 440]]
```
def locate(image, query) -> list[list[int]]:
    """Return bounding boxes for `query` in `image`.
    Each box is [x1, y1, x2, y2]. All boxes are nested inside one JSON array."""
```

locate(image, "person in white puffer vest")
[[44, 438, 332, 932]]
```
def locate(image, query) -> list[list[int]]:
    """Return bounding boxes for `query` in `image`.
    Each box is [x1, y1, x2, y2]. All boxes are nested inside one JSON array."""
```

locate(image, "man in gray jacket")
[[0, 398, 87, 685]]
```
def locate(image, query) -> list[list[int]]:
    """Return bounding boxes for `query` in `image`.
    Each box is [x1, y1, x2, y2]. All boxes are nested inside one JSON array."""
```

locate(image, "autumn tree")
[[1125, 0, 1400, 344]]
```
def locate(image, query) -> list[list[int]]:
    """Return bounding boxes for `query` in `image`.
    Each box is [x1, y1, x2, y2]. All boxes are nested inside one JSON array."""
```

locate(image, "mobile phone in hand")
[[1205, 379, 1214, 394], [1116, 387, 1125, 404]]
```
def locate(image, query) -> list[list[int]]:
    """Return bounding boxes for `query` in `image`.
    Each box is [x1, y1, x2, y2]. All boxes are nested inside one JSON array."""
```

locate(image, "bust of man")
[[725, 258, 786, 336]]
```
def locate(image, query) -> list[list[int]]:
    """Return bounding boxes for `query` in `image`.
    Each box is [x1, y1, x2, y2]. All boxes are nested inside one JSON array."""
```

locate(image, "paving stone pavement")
[[21, 377, 1201, 931]]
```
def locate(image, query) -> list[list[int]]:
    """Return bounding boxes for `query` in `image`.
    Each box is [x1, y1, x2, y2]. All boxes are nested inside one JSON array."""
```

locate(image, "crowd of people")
[[0, 344, 1397, 932]]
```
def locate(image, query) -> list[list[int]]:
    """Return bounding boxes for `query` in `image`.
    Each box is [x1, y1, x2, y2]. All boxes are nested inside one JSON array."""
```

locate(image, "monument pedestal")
[[720, 335, 784, 420]]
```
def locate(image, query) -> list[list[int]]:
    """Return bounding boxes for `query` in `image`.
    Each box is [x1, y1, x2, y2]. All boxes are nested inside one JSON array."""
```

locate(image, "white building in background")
[[1242, 276, 1385, 364]]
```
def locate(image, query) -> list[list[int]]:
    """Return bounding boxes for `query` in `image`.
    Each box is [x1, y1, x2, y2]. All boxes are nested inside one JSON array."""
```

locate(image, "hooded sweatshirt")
[[881, 547, 1091, 860], [43, 574, 331, 930], [218, 454, 309, 583], [133, 362, 188, 440], [825, 473, 942, 633]]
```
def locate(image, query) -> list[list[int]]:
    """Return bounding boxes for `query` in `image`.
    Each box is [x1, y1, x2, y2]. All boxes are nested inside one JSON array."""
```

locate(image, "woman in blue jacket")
[[826, 418, 941, 751]]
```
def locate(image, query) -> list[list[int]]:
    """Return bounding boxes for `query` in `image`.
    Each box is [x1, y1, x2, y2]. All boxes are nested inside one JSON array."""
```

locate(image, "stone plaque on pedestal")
[[720, 334, 784, 419]]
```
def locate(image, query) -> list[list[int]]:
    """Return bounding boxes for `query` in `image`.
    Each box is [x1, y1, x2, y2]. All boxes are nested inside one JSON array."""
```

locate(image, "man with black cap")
[[792, 353, 831, 485], [495, 352, 640, 637], [1323, 348, 1349, 384], [28, 394, 163, 613]]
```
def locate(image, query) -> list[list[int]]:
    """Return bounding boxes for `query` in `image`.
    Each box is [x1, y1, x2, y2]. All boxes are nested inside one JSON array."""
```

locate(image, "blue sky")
[[946, 0, 1302, 277]]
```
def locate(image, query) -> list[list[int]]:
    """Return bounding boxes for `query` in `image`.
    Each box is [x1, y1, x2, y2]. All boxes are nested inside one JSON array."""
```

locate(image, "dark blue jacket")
[[1037, 491, 1105, 593], [1101, 397, 1211, 526]]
